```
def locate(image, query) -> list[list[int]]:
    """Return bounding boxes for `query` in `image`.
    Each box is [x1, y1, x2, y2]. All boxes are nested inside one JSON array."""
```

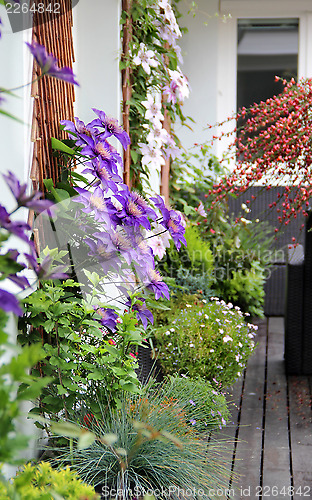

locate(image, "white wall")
[[177, 0, 220, 153], [72, 0, 121, 124], [0, 7, 32, 206]]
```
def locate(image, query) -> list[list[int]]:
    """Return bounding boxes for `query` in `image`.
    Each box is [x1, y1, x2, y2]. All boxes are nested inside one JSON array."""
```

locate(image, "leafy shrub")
[[149, 292, 201, 329], [153, 297, 257, 387], [0, 462, 99, 499], [170, 142, 274, 316], [18, 279, 144, 420], [200, 207, 274, 316], [52, 381, 233, 497], [217, 261, 266, 318], [184, 225, 214, 273], [0, 310, 49, 467], [174, 267, 213, 300], [159, 225, 214, 298]]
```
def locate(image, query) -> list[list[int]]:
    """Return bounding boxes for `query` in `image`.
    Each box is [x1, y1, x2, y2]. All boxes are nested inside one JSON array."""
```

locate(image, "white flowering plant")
[[121, 0, 190, 188], [153, 297, 258, 387]]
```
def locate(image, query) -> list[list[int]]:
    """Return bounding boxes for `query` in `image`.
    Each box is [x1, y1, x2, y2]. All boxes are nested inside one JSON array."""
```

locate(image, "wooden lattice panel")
[[30, 0, 75, 191]]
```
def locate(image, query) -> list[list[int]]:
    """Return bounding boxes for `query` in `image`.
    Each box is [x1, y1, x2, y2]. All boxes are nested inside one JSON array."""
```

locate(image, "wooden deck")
[[213, 317, 312, 500]]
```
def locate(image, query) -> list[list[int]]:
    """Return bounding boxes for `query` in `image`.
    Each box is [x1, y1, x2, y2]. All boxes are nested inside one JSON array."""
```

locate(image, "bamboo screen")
[[30, 0, 75, 192]]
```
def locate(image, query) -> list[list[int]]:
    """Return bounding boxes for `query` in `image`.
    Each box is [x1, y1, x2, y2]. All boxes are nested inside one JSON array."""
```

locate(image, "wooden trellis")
[[30, 0, 76, 193], [121, 0, 132, 188], [121, 1, 171, 201]]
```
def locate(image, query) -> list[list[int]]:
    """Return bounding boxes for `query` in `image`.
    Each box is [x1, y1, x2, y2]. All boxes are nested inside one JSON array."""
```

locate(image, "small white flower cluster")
[[138, 93, 173, 173]]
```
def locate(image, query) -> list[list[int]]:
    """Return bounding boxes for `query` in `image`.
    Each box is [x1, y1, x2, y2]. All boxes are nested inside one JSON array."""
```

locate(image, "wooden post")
[[160, 42, 171, 204], [121, 0, 132, 188], [160, 109, 171, 205]]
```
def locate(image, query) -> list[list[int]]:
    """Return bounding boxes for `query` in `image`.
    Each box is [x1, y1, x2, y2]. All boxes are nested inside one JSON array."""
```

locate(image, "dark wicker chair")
[[285, 211, 312, 375]]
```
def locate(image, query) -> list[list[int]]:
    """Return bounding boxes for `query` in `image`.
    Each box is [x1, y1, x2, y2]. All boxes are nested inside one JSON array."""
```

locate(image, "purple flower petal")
[[95, 307, 118, 332], [26, 41, 79, 86], [3, 171, 54, 214], [91, 108, 130, 150], [0, 289, 23, 316]]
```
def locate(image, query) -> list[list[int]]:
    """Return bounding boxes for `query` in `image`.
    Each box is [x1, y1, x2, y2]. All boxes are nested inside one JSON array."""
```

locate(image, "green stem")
[[0, 76, 42, 95]]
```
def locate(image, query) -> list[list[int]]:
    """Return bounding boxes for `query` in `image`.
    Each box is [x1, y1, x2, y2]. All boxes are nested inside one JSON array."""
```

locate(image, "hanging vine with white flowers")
[[120, 0, 190, 196]]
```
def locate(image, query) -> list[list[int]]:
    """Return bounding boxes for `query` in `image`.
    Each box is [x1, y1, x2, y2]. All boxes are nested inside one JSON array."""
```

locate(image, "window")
[[237, 18, 298, 113]]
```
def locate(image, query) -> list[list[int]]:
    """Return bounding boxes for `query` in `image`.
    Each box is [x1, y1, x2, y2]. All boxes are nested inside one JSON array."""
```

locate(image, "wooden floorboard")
[[230, 318, 267, 498], [288, 375, 312, 500], [212, 316, 312, 500], [262, 317, 292, 499], [209, 375, 245, 499]]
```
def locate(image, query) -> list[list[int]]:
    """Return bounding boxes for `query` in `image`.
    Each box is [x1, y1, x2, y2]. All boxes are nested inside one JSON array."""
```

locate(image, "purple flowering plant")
[[14, 107, 188, 416], [0, 171, 66, 317], [50, 107, 186, 322]]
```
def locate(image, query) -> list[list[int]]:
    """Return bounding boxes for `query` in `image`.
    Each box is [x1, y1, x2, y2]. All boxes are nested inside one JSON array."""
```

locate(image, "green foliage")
[[149, 292, 201, 329], [158, 225, 214, 298], [52, 381, 233, 496], [121, 0, 189, 188], [168, 142, 273, 316], [184, 225, 214, 273], [18, 279, 145, 420], [0, 462, 99, 499], [218, 261, 266, 318], [0, 310, 49, 467], [173, 267, 214, 300], [170, 142, 226, 209], [153, 297, 257, 388], [200, 206, 274, 316]]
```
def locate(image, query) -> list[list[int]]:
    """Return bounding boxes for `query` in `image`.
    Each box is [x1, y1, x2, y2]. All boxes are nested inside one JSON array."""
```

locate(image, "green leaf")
[[57, 384, 67, 396], [131, 150, 138, 164], [0, 108, 24, 124], [51, 137, 76, 156], [83, 270, 101, 287]]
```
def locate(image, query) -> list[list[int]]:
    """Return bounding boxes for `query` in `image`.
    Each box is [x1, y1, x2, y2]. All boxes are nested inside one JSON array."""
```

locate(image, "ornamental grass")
[[51, 379, 235, 499]]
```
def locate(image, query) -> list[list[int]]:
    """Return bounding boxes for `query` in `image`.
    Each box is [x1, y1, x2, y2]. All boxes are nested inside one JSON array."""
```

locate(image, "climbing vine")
[[120, 0, 190, 195]]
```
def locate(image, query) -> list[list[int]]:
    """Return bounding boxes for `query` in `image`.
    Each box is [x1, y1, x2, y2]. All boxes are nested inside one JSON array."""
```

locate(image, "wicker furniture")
[[285, 211, 312, 375]]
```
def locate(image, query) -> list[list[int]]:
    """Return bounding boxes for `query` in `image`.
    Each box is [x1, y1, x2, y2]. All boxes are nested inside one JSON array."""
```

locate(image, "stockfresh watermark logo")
[[3, 0, 80, 33]]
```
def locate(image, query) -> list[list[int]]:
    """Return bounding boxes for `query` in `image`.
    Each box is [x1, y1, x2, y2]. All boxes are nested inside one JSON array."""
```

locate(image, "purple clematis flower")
[[90, 108, 130, 150], [0, 289, 23, 316], [160, 209, 186, 251], [26, 41, 79, 85], [73, 186, 117, 225], [144, 267, 170, 300], [0, 205, 31, 243], [126, 297, 154, 330], [150, 195, 170, 222], [60, 117, 97, 147], [80, 136, 119, 174], [115, 189, 152, 230], [150, 195, 186, 250], [82, 158, 122, 193], [3, 171, 54, 214], [95, 307, 118, 333]]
